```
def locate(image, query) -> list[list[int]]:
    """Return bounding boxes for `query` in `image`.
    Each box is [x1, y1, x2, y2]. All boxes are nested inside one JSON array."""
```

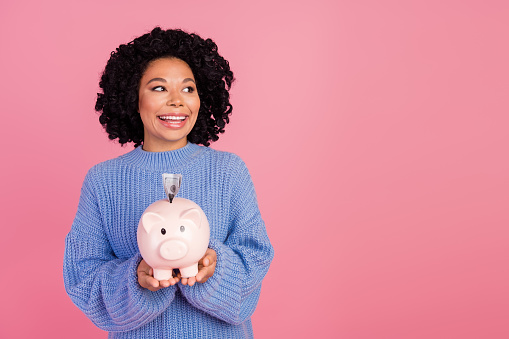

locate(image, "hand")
[[180, 248, 217, 287], [137, 259, 179, 291]]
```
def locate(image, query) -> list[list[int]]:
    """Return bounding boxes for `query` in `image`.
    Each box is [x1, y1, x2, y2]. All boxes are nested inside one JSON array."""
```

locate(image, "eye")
[[161, 228, 166, 235], [182, 86, 195, 93], [180, 226, 185, 232], [152, 86, 165, 92]]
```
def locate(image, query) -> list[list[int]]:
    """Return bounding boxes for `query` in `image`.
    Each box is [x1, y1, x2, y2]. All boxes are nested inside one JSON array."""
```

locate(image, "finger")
[[199, 259, 217, 283], [137, 271, 151, 286], [140, 272, 159, 288], [180, 277, 188, 285], [187, 276, 197, 287], [139, 274, 159, 289], [205, 249, 217, 266], [196, 265, 214, 282], [149, 277, 160, 288], [195, 267, 207, 282], [201, 253, 215, 267]]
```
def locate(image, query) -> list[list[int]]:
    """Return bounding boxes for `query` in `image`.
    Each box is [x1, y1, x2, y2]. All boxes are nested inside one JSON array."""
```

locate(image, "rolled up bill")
[[162, 173, 182, 203]]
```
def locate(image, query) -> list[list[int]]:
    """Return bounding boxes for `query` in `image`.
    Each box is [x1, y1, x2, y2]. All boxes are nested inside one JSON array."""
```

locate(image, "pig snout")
[[159, 240, 188, 260]]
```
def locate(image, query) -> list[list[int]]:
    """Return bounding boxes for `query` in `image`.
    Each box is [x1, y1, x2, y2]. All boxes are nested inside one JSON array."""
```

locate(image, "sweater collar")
[[121, 142, 203, 171]]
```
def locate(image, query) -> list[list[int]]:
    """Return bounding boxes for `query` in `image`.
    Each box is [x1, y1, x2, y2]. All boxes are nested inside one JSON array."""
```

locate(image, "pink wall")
[[1, 0, 508, 338]]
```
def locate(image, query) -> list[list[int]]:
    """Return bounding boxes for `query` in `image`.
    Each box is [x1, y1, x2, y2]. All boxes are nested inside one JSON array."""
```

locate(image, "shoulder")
[[83, 148, 137, 184], [199, 148, 255, 195], [197, 147, 252, 184]]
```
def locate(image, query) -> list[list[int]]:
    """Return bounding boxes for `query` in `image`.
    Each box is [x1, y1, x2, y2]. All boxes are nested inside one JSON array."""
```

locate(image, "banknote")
[[162, 173, 182, 203]]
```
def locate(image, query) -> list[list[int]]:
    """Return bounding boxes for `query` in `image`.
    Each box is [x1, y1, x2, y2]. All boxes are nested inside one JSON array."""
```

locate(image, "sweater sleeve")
[[63, 170, 177, 332], [178, 156, 274, 325]]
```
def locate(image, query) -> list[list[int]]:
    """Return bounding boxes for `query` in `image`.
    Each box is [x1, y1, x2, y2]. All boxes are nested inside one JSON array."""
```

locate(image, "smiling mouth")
[[158, 116, 187, 122], [157, 115, 189, 129]]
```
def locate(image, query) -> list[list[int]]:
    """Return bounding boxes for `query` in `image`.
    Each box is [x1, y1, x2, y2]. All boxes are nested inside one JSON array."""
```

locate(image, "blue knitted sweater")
[[63, 143, 274, 338]]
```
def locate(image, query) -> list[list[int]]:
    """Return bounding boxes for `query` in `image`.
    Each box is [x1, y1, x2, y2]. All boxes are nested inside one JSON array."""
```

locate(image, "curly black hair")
[[95, 27, 235, 147]]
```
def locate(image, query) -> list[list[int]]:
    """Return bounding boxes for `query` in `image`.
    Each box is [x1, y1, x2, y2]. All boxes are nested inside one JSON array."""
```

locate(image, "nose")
[[166, 89, 183, 107], [160, 240, 188, 260]]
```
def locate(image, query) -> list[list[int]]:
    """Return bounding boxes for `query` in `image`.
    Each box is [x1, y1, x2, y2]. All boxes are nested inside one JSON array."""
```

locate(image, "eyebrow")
[[146, 77, 196, 85]]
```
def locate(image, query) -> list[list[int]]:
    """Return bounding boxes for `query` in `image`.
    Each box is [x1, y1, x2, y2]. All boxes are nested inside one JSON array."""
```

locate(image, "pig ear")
[[142, 212, 164, 233], [180, 208, 201, 228]]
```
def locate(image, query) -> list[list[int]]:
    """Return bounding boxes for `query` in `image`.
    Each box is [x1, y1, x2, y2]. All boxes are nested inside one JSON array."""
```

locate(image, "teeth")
[[159, 116, 186, 121]]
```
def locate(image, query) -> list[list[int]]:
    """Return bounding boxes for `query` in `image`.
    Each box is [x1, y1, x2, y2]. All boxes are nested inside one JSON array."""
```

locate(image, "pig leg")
[[179, 264, 199, 278], [153, 268, 174, 281]]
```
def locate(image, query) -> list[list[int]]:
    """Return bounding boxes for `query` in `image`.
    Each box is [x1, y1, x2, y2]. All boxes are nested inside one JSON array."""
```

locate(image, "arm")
[[178, 157, 274, 325], [63, 171, 177, 332]]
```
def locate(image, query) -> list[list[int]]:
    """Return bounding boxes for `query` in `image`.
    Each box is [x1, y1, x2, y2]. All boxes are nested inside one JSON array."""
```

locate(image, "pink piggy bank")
[[137, 197, 210, 280]]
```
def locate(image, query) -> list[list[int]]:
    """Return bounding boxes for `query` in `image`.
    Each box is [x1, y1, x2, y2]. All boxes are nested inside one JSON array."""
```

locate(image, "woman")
[[63, 27, 274, 338]]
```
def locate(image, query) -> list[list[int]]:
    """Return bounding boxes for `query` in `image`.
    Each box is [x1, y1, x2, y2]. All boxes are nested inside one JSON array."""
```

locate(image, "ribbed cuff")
[[178, 239, 244, 323], [128, 253, 177, 321]]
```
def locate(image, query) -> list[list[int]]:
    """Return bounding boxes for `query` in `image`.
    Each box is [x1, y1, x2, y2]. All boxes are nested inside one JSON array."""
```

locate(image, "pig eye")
[[161, 228, 166, 235], [180, 226, 185, 232]]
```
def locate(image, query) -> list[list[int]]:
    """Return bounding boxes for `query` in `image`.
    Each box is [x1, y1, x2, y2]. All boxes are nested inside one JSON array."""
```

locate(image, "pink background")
[[1, 0, 508, 338]]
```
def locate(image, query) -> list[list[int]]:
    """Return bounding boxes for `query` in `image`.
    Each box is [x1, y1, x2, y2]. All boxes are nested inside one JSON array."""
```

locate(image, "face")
[[138, 57, 200, 152]]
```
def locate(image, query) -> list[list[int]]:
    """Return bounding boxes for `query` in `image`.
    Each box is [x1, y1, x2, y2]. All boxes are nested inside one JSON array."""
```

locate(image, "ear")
[[180, 208, 201, 228], [142, 212, 164, 233]]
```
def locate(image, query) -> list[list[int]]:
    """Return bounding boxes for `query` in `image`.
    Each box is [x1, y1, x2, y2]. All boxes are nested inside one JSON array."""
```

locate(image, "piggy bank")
[[137, 198, 210, 280]]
